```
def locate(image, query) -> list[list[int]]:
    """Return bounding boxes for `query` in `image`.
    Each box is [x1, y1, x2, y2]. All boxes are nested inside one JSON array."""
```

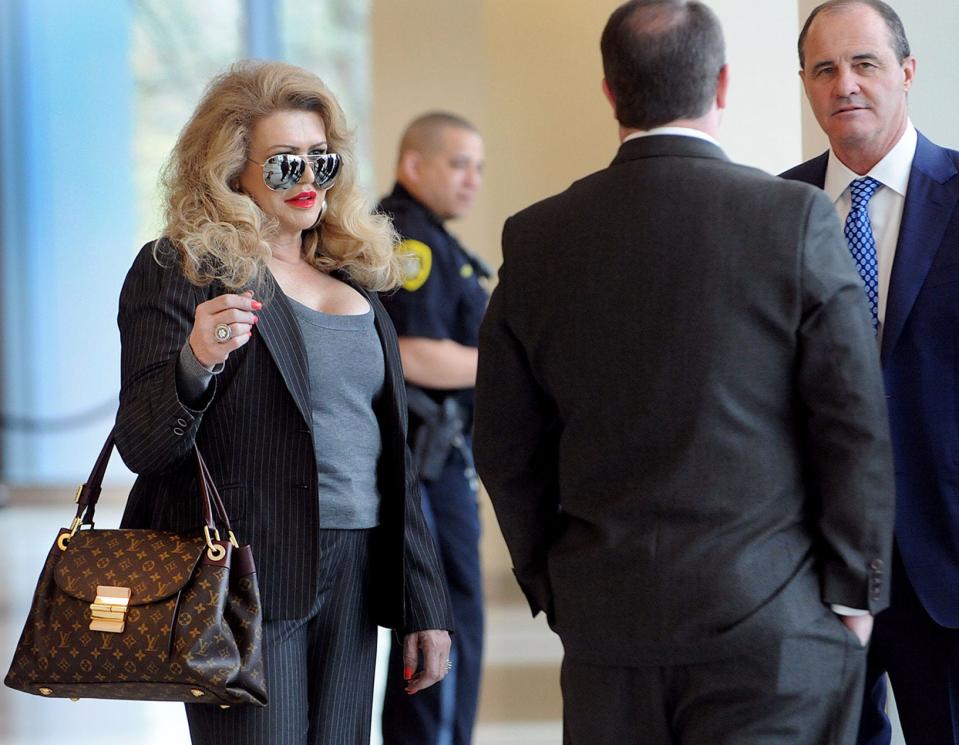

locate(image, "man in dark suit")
[[782, 2, 959, 743], [473, 1, 896, 743]]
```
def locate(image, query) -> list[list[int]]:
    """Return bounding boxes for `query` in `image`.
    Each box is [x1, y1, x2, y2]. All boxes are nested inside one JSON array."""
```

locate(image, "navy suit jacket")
[[782, 132, 959, 627]]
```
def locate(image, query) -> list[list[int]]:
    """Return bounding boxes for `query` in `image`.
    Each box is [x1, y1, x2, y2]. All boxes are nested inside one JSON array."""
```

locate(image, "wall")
[[372, 0, 805, 271]]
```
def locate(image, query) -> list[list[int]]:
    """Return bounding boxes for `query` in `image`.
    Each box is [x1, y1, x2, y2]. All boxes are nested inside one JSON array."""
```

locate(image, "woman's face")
[[238, 109, 332, 241]]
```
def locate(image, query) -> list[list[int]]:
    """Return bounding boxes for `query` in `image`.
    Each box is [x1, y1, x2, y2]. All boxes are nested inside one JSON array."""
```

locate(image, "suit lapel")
[[881, 134, 959, 363], [254, 272, 313, 428], [780, 151, 828, 187]]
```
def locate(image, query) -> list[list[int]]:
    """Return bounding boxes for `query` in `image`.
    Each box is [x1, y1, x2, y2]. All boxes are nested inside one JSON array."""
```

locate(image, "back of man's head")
[[601, 0, 725, 131]]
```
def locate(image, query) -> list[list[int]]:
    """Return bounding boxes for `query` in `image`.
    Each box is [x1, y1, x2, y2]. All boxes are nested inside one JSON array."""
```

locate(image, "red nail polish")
[[252, 315, 259, 324], [252, 300, 263, 310], [403, 666, 413, 680]]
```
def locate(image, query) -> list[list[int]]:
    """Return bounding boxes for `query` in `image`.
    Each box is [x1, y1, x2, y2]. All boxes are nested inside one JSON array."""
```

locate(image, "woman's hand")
[[189, 291, 260, 368], [400, 629, 452, 694]]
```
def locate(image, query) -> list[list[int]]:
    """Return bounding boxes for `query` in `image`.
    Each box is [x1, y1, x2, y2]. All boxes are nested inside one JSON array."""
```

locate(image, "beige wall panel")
[[481, 0, 623, 257], [709, 0, 803, 174], [370, 0, 491, 257], [901, 3, 959, 150]]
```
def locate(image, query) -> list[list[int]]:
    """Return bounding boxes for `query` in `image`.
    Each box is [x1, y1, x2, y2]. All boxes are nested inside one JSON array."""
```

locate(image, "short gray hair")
[[798, 0, 910, 68]]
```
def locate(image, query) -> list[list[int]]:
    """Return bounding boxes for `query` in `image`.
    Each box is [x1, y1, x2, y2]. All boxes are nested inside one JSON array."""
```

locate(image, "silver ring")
[[214, 323, 232, 343]]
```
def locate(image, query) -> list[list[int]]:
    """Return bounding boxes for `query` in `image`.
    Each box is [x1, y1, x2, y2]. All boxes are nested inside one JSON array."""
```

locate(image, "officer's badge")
[[459, 264, 474, 278], [398, 239, 432, 291]]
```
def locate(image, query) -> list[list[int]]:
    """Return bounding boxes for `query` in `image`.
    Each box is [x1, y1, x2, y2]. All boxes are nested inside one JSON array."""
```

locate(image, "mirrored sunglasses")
[[253, 152, 342, 191]]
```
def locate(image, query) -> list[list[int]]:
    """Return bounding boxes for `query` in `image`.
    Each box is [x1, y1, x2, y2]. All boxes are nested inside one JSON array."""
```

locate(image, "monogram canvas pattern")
[[4, 529, 267, 706], [54, 529, 204, 604]]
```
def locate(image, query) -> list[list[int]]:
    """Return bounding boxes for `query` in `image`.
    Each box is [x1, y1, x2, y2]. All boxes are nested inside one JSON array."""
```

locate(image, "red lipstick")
[[285, 190, 317, 209]]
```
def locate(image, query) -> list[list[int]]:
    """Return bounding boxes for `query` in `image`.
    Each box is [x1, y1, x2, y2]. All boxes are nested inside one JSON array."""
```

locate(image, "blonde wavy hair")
[[160, 60, 402, 292]]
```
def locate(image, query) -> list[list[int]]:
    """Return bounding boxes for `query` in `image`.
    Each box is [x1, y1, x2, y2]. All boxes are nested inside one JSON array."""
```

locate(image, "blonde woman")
[[114, 61, 453, 745]]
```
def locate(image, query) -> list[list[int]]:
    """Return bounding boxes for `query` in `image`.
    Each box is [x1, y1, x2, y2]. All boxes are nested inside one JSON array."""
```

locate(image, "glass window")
[[282, 0, 373, 184], [131, 0, 243, 245]]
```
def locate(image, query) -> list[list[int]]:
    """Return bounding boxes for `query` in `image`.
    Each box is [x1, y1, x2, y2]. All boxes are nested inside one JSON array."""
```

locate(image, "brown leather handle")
[[73, 429, 225, 533], [195, 448, 234, 532]]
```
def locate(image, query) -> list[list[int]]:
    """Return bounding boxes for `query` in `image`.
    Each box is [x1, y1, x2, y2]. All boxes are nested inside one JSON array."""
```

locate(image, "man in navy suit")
[[783, 2, 959, 743]]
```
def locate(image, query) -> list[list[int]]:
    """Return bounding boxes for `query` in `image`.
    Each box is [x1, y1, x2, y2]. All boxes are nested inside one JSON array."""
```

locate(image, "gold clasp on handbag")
[[204, 525, 227, 561], [56, 516, 84, 551], [90, 585, 131, 633]]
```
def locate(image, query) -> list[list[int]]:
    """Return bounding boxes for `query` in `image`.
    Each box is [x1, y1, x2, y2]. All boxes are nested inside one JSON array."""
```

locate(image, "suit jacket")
[[473, 135, 895, 666], [114, 240, 454, 629], [782, 132, 959, 627]]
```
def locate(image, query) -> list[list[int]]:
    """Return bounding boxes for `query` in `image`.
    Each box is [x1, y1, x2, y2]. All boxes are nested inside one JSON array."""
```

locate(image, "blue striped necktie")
[[843, 176, 882, 333]]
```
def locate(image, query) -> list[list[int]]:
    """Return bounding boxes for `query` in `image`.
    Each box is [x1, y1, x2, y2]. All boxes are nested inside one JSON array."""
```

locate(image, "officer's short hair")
[[798, 0, 910, 69], [601, 0, 725, 131], [399, 112, 479, 158]]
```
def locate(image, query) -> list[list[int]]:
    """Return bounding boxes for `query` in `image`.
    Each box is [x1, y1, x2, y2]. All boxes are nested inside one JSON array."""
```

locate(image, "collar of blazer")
[[881, 132, 959, 364], [610, 133, 728, 168], [251, 267, 405, 433]]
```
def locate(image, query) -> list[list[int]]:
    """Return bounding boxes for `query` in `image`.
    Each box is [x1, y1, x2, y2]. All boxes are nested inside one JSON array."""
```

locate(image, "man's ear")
[[715, 64, 730, 110], [602, 78, 617, 115], [398, 150, 421, 185], [902, 55, 917, 92]]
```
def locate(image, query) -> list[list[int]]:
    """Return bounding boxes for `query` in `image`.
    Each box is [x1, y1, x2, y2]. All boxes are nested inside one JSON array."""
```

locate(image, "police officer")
[[379, 112, 488, 745]]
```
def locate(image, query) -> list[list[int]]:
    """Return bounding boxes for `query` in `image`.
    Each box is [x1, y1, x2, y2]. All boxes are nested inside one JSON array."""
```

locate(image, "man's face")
[[800, 4, 915, 164], [410, 127, 484, 220]]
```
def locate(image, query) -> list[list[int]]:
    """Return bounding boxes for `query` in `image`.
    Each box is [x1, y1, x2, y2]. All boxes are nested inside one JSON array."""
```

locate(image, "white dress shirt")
[[622, 126, 723, 149], [824, 121, 918, 336]]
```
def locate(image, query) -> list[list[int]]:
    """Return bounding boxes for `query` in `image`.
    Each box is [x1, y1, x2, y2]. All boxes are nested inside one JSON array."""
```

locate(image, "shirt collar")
[[622, 126, 722, 149], [824, 120, 917, 203]]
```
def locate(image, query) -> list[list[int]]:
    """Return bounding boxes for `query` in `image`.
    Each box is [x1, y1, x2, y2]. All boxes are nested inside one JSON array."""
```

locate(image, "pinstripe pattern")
[[186, 529, 378, 745], [114, 240, 453, 632]]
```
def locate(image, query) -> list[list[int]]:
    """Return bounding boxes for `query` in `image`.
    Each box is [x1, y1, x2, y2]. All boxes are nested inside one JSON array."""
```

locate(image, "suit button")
[[176, 418, 188, 427], [869, 559, 885, 571], [173, 427, 184, 436]]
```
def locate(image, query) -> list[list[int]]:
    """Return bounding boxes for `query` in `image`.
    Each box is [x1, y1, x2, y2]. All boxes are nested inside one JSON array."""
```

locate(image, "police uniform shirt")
[[379, 183, 489, 427]]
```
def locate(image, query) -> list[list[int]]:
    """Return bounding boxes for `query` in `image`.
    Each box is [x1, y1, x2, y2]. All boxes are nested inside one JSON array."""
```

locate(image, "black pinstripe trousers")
[[186, 529, 378, 745]]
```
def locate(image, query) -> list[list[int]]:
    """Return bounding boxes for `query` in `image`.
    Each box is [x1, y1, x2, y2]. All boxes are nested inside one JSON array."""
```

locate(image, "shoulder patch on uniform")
[[398, 239, 432, 291]]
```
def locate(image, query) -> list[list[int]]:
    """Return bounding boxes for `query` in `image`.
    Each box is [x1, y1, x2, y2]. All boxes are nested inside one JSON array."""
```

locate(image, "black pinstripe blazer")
[[115, 240, 454, 629]]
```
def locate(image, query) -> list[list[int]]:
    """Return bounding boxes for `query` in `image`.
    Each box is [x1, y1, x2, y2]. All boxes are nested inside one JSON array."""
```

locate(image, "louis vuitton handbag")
[[3, 430, 268, 707]]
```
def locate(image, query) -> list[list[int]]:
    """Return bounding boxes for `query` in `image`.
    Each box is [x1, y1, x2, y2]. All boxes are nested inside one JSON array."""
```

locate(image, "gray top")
[[289, 298, 384, 528], [174, 300, 385, 528]]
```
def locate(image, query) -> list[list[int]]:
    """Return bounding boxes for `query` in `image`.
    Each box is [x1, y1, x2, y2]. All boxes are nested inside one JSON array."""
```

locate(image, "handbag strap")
[[194, 447, 237, 537], [71, 429, 220, 536]]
